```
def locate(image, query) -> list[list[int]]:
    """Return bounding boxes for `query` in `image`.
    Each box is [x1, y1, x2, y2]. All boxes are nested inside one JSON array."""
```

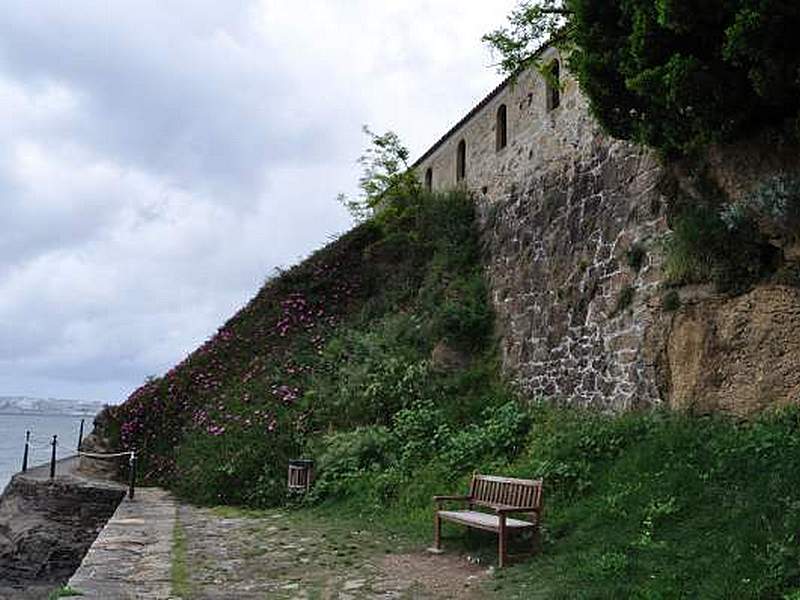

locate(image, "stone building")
[[412, 47, 800, 415]]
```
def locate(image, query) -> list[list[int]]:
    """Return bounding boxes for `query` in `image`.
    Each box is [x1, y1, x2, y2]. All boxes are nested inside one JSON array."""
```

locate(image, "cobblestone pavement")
[[63, 489, 490, 599], [175, 504, 490, 600]]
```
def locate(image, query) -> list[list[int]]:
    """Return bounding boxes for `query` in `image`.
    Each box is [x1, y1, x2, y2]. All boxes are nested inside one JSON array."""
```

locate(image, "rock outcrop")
[[0, 464, 125, 597], [666, 285, 800, 416]]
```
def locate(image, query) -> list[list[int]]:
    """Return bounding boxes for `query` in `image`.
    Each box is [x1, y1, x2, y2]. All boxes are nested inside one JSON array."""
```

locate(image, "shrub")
[[390, 399, 451, 472], [663, 203, 774, 292], [485, 1, 800, 155], [441, 401, 533, 472], [307, 322, 435, 429], [174, 423, 296, 507], [425, 269, 492, 351], [309, 426, 392, 500], [722, 174, 800, 245]]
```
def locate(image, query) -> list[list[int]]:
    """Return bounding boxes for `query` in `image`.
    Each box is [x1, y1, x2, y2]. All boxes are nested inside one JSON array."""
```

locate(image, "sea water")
[[0, 413, 89, 492]]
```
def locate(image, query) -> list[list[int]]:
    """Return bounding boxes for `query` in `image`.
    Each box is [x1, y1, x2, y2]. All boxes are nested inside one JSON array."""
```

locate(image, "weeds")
[[171, 519, 191, 598], [663, 202, 779, 292], [47, 587, 83, 599]]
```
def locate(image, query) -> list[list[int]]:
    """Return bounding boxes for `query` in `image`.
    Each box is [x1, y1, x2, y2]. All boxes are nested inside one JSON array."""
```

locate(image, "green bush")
[[442, 401, 533, 472], [663, 203, 774, 291], [486, 1, 800, 155], [309, 426, 392, 500], [723, 174, 800, 245], [307, 324, 434, 429], [424, 269, 492, 351], [625, 244, 646, 273], [612, 285, 635, 315], [174, 424, 296, 507]]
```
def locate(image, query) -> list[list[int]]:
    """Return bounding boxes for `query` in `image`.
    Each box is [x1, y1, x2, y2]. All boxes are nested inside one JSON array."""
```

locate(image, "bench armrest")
[[433, 495, 471, 507], [494, 504, 541, 515]]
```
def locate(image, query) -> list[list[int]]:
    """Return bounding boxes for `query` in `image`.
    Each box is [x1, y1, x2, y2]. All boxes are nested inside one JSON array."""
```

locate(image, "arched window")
[[547, 60, 561, 111], [424, 167, 433, 192], [496, 104, 508, 151], [456, 139, 466, 182]]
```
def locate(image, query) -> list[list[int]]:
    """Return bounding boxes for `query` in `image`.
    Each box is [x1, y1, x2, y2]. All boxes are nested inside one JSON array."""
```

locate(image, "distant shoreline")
[[0, 411, 100, 418]]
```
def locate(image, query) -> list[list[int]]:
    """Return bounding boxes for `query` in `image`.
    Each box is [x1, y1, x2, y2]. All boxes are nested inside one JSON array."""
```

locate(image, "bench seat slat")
[[438, 510, 535, 532]]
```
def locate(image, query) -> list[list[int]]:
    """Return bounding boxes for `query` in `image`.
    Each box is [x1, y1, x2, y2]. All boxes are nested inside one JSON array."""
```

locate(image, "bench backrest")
[[469, 474, 542, 510]]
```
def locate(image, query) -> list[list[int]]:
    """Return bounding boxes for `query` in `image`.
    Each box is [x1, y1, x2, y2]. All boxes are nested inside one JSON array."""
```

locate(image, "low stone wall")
[[0, 468, 125, 596]]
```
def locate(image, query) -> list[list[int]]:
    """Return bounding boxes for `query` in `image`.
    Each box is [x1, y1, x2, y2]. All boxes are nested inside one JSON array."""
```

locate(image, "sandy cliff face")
[[665, 285, 800, 416]]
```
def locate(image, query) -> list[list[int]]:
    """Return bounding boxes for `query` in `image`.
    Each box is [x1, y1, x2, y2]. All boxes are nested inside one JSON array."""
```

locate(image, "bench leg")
[[434, 512, 442, 550], [498, 515, 507, 568]]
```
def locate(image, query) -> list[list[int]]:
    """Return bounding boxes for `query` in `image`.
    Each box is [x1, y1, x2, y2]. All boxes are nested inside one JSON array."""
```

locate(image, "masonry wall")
[[415, 50, 670, 410]]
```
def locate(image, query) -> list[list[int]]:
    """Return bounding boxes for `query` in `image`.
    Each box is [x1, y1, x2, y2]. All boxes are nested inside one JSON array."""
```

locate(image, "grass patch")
[[47, 587, 83, 599], [171, 519, 191, 598], [301, 406, 800, 599], [663, 203, 778, 292]]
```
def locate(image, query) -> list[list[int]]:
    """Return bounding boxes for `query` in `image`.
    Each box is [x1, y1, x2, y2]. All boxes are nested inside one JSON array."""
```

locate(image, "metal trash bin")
[[287, 458, 315, 493]]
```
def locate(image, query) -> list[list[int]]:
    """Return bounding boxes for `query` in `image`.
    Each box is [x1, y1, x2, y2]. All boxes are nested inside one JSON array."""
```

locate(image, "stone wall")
[[0, 471, 124, 595], [414, 44, 800, 415], [415, 51, 671, 410]]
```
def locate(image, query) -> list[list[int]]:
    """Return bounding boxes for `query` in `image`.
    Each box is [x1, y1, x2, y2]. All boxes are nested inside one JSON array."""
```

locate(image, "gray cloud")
[[0, 0, 516, 402]]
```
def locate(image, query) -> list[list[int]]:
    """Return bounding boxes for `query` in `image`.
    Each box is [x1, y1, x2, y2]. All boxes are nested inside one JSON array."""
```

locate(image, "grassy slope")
[[107, 191, 800, 599]]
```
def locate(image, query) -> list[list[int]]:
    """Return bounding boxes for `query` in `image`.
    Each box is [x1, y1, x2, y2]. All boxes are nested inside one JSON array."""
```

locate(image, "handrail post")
[[22, 431, 30, 473], [49, 435, 57, 479], [77, 418, 85, 451], [128, 451, 137, 500]]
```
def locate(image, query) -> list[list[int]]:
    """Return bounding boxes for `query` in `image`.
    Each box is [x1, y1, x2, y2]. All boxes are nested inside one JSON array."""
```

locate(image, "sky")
[[0, 0, 518, 403]]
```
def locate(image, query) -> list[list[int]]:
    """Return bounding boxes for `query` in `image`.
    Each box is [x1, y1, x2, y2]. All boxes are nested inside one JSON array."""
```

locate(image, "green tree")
[[338, 126, 420, 222], [484, 1, 800, 155]]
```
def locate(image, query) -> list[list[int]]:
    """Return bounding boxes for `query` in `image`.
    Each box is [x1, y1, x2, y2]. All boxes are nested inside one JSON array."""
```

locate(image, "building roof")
[[410, 74, 513, 170]]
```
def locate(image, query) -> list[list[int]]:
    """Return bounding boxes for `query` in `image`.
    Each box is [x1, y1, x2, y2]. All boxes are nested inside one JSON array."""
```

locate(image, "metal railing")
[[20, 421, 137, 499]]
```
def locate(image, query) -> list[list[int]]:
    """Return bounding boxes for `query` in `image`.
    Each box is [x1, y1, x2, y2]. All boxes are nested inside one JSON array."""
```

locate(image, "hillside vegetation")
[[105, 190, 800, 598]]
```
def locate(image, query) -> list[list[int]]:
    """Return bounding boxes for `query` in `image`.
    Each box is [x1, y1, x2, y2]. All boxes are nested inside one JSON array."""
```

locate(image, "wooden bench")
[[432, 473, 543, 568]]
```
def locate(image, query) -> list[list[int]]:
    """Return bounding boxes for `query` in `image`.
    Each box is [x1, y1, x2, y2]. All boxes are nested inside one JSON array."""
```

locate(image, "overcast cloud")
[[0, 0, 516, 402]]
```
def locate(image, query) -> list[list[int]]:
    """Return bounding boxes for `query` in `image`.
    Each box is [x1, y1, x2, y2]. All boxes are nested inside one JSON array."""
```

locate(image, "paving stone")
[[67, 488, 176, 600]]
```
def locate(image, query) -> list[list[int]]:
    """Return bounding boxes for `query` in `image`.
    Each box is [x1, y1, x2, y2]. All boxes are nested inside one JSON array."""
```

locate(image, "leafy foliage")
[[663, 202, 777, 291], [490, 407, 800, 598], [107, 188, 495, 507], [337, 126, 420, 223], [485, 1, 800, 154], [306, 404, 800, 598], [722, 174, 800, 245]]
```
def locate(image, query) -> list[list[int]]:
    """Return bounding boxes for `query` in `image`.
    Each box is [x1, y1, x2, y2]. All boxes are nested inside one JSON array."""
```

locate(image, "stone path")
[[175, 504, 490, 599], [64, 489, 491, 599], [67, 488, 176, 599]]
